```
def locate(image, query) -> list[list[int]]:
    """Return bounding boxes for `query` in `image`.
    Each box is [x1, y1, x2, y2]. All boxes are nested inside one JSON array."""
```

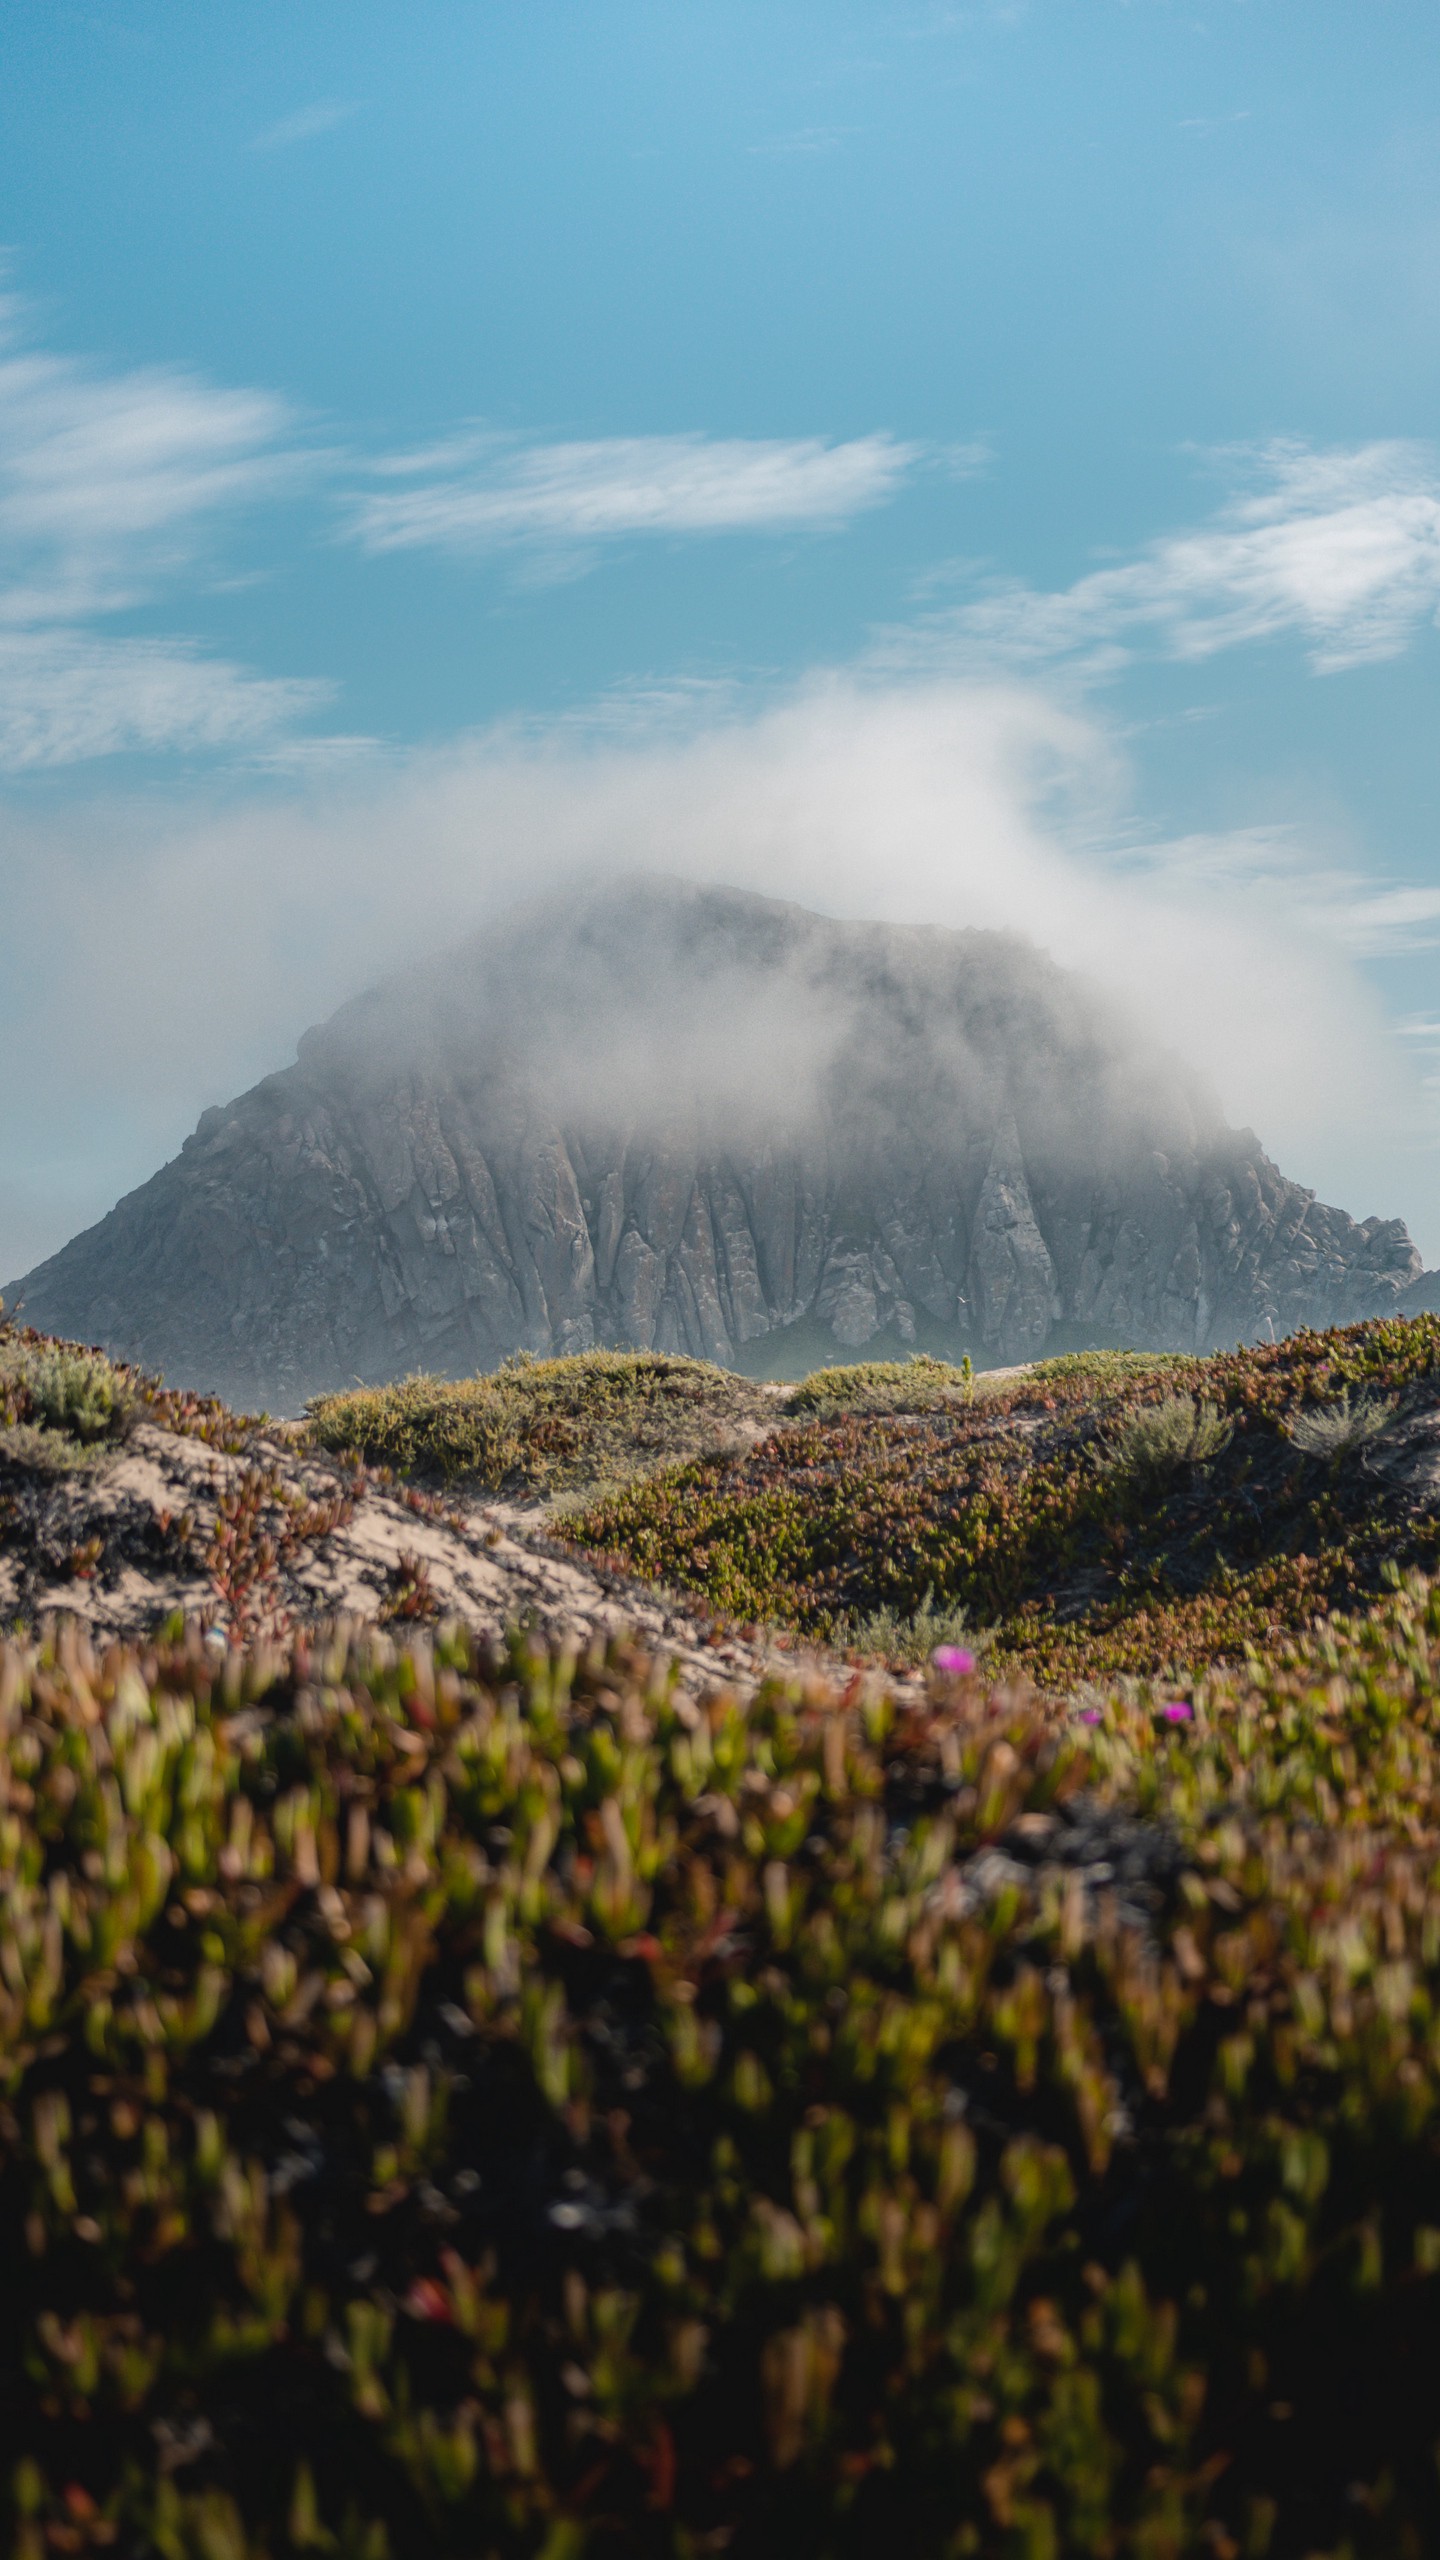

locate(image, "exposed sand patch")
[[0, 1418, 827, 1698]]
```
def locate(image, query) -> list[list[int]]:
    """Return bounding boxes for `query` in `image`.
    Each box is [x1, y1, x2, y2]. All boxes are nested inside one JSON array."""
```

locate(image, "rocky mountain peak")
[[11, 877, 1428, 1408]]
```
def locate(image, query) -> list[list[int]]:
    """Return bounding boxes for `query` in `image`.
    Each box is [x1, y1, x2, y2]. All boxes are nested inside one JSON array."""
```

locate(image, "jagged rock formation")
[[11, 878, 1429, 1408]]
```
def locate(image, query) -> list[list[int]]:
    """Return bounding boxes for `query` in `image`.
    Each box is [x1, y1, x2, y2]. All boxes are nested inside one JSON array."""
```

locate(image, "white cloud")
[[0, 630, 332, 770], [251, 100, 359, 153], [346, 431, 924, 560], [0, 297, 938, 772], [0, 294, 333, 766], [915, 440, 1440, 676], [0, 296, 313, 626], [1302, 880, 1440, 957], [1103, 819, 1440, 966]]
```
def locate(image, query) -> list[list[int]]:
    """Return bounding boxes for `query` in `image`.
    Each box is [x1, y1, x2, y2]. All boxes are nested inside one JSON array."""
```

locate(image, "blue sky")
[[4, 0, 1440, 1276]]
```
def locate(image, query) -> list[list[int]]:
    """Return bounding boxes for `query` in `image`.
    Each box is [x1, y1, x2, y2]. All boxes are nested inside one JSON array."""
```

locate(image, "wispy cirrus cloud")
[[0, 293, 314, 623], [250, 99, 359, 153], [0, 630, 333, 770], [907, 440, 1440, 677], [345, 430, 926, 564], [1105, 821, 1440, 964], [0, 292, 330, 766], [0, 290, 937, 761], [1303, 880, 1440, 957]]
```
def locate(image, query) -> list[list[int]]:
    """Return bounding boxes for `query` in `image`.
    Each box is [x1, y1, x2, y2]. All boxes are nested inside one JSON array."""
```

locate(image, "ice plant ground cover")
[[560, 1321, 1440, 1685], [3, 1591, 1440, 2554]]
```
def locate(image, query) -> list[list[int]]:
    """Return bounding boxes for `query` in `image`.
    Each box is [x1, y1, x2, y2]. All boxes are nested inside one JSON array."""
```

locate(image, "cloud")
[[0, 295, 313, 625], [0, 294, 938, 772], [346, 431, 924, 562], [4, 673, 1435, 1279], [909, 440, 1440, 676], [1094, 817, 1440, 967], [250, 100, 359, 153], [0, 292, 333, 766], [1303, 881, 1440, 957], [0, 630, 332, 770]]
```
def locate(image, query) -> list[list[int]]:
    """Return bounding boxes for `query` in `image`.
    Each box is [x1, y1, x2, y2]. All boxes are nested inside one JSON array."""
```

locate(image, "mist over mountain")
[[11, 878, 1429, 1410]]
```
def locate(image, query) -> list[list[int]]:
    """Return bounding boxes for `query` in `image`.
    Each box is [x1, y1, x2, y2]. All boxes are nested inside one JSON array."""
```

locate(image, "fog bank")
[[2, 672, 1433, 1276]]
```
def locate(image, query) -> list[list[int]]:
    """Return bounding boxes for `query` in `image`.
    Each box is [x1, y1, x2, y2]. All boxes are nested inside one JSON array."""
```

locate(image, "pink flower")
[[1078, 1708, 1103, 1726], [933, 1644, 976, 1676], [1160, 1699, 1193, 1724]]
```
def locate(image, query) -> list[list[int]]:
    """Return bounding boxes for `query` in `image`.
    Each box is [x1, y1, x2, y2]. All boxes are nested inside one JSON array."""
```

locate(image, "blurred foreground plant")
[[2, 1581, 1440, 2549]]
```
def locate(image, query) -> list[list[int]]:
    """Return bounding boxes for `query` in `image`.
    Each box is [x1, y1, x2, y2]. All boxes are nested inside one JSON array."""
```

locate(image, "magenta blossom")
[[1078, 1708, 1103, 1726], [933, 1645, 976, 1676], [1160, 1699, 1194, 1724]]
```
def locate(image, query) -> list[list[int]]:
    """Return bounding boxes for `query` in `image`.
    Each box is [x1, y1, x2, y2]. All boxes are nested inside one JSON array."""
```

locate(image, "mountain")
[[10, 877, 1429, 1409]]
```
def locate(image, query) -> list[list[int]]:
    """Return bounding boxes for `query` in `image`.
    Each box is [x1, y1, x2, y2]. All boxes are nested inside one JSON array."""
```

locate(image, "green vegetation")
[[10, 1317, 1440, 2546], [784, 1352, 974, 1422], [6, 1588, 1440, 2551], [0, 1311, 264, 1475], [304, 1347, 1181, 1519], [1286, 1385, 1397, 1464], [564, 1319, 1440, 1685], [1094, 1390, 1233, 1493], [1023, 1349, 1196, 1387], [829, 1583, 987, 1667], [299, 1325, 1440, 1686], [0, 1326, 136, 1471], [308, 1350, 779, 1501]]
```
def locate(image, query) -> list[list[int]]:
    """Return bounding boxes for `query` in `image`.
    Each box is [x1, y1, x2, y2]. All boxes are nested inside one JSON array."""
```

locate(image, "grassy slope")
[[309, 1351, 782, 1503], [25, 1311, 1440, 1690], [5, 1593, 1440, 2553], [561, 1322, 1440, 1685]]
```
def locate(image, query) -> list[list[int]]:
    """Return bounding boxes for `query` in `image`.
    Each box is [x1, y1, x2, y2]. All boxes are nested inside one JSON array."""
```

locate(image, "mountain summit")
[[11, 878, 1427, 1407]]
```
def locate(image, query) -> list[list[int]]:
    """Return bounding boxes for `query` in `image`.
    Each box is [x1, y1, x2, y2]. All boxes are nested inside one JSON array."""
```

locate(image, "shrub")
[[0, 1421, 102, 1475], [1286, 1384, 1397, 1462], [308, 1349, 775, 1498], [1096, 1390, 1233, 1490], [785, 1353, 971, 1423], [0, 1331, 134, 1462], [830, 1584, 988, 1666], [1025, 1349, 1194, 1385], [19, 1343, 130, 1442]]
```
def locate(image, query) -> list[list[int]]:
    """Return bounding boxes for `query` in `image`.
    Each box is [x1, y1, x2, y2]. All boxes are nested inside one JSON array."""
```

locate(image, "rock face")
[[11, 878, 1428, 1408]]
